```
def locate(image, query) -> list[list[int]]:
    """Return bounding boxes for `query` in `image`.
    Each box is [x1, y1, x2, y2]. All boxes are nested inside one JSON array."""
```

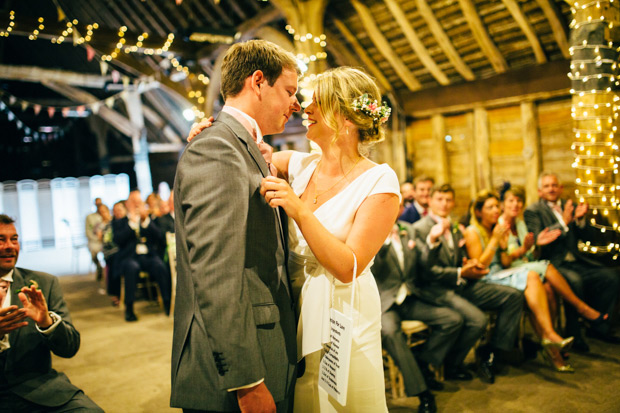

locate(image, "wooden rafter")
[[332, 18, 393, 93], [415, 0, 475, 81], [0, 64, 110, 88], [350, 0, 421, 92], [324, 28, 362, 68], [143, 0, 176, 33], [535, 0, 571, 59], [187, 0, 224, 29], [110, 0, 150, 34], [458, 0, 509, 73], [501, 0, 547, 63], [203, 0, 235, 27], [384, 0, 449, 86], [126, 0, 168, 37]]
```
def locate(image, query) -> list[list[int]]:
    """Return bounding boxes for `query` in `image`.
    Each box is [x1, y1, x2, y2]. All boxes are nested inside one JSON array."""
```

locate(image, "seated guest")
[[400, 175, 434, 224], [401, 181, 416, 208], [373, 217, 465, 413], [155, 192, 175, 235], [499, 185, 606, 326], [463, 189, 575, 372], [413, 184, 524, 384], [524, 172, 620, 351], [145, 193, 162, 220], [113, 191, 171, 321], [0, 214, 103, 412], [102, 202, 126, 307], [85, 197, 104, 281]]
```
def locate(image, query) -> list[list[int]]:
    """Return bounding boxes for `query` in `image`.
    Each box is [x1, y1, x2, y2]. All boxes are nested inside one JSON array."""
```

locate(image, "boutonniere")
[[452, 222, 461, 234], [397, 223, 408, 238]]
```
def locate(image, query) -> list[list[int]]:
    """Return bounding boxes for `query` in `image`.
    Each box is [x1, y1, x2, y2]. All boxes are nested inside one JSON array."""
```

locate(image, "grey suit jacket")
[[171, 112, 297, 411], [371, 221, 434, 313], [413, 216, 469, 305], [524, 199, 601, 268], [3, 267, 82, 407]]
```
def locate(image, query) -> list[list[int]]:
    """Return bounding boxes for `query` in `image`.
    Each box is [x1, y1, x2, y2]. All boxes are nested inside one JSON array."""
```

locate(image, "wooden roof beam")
[[0, 64, 111, 88], [142, 0, 176, 33], [384, 0, 449, 86], [350, 0, 421, 92], [323, 28, 362, 68], [126, 0, 168, 37], [41, 80, 138, 138], [458, 0, 509, 73], [502, 0, 547, 63], [535, 0, 571, 59], [332, 18, 393, 93], [416, 0, 475, 81]]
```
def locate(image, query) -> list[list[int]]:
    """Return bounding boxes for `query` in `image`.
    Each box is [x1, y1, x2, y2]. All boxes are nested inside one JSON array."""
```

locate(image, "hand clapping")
[[18, 282, 53, 329]]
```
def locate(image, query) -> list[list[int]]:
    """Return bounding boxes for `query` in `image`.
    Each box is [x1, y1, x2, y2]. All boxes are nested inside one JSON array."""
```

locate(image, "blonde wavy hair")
[[313, 67, 387, 151]]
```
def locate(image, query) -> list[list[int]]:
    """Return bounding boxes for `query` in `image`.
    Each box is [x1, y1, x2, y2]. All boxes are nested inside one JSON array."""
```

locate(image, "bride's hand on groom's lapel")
[[260, 176, 305, 221]]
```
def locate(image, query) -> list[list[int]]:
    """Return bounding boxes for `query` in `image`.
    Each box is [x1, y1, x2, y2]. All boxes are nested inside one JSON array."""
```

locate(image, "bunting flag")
[[61, 107, 70, 118], [9, 96, 16, 105], [111, 70, 121, 84], [91, 102, 101, 114], [86, 45, 96, 62], [57, 5, 66, 22], [20, 101, 28, 111], [47, 107, 55, 118], [76, 105, 85, 116], [72, 30, 79, 46], [100, 61, 108, 76], [33, 104, 41, 115], [122, 76, 130, 88], [175, 0, 183, 4], [105, 97, 115, 108]]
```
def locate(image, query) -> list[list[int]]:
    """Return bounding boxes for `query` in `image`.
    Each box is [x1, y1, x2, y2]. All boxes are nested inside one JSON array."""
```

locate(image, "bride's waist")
[[288, 250, 371, 283]]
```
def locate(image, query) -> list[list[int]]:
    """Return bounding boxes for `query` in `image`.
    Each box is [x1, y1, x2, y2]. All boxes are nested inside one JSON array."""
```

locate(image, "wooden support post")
[[521, 101, 541, 205], [431, 114, 450, 184], [124, 91, 153, 195], [473, 107, 491, 192]]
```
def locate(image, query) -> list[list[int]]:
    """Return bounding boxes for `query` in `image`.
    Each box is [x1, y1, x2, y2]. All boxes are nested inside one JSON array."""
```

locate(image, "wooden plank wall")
[[406, 96, 574, 218]]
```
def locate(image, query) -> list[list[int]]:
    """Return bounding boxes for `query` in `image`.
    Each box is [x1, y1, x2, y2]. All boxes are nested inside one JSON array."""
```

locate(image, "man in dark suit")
[[413, 184, 524, 384], [171, 40, 300, 412], [113, 190, 171, 321], [400, 175, 434, 224], [524, 172, 619, 350], [0, 214, 102, 412], [373, 219, 466, 413]]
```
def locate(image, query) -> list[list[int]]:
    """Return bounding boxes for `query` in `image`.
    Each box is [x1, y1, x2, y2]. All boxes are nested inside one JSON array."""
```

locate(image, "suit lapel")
[[217, 112, 269, 177]]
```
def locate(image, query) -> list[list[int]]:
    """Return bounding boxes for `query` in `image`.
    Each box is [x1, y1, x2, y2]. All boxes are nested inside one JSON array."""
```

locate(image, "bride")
[[261, 67, 399, 411]]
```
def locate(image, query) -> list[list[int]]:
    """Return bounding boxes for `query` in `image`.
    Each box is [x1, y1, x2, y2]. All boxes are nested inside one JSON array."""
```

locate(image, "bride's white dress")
[[287, 152, 399, 412]]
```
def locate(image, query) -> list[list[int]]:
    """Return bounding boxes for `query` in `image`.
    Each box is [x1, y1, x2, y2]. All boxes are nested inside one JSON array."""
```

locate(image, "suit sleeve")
[[177, 133, 265, 390], [414, 223, 459, 287], [42, 276, 81, 358], [523, 206, 544, 240], [112, 218, 135, 248]]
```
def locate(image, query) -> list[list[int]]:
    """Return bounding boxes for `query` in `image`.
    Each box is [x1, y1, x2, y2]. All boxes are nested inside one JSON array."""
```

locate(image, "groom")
[[171, 40, 301, 412]]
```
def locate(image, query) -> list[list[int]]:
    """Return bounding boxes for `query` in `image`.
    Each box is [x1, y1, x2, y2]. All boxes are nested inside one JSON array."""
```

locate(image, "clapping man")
[[0, 214, 102, 412]]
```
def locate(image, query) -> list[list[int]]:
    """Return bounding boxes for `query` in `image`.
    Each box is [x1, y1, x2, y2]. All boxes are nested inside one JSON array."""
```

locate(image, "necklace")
[[313, 157, 362, 204]]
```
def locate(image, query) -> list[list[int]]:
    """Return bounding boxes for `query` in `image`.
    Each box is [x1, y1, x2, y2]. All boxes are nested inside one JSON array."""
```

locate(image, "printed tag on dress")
[[318, 308, 353, 406]]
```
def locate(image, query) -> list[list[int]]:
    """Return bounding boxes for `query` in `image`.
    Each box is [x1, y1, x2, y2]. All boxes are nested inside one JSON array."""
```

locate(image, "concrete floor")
[[52, 274, 620, 413]]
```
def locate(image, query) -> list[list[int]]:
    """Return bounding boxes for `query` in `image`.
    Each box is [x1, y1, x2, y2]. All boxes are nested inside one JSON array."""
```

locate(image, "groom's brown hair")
[[220, 40, 299, 100]]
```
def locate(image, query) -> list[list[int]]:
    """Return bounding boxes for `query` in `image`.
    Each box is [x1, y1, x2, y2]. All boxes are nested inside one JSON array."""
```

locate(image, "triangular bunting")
[[20, 101, 28, 111], [122, 76, 130, 88], [62, 107, 70, 117], [57, 6, 66, 22], [91, 102, 101, 114], [9, 96, 16, 105], [73, 30, 79, 46], [100, 61, 108, 76], [86, 45, 96, 62], [105, 97, 115, 108], [48, 107, 56, 118], [76, 105, 86, 115], [112, 70, 121, 84], [33, 104, 41, 115]]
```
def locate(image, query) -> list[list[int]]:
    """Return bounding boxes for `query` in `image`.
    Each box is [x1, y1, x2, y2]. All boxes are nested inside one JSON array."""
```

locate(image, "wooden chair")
[[119, 271, 164, 312], [383, 320, 429, 399]]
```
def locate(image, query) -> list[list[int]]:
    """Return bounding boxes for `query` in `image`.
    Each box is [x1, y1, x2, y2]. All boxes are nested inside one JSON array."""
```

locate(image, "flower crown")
[[352, 94, 391, 125]]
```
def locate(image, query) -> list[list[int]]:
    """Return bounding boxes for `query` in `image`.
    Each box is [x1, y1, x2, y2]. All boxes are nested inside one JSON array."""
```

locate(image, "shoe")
[[541, 348, 575, 373], [417, 391, 437, 413], [585, 312, 609, 327], [444, 365, 473, 381], [418, 361, 444, 391], [477, 359, 495, 384], [541, 336, 574, 351], [125, 311, 138, 322], [586, 329, 620, 344]]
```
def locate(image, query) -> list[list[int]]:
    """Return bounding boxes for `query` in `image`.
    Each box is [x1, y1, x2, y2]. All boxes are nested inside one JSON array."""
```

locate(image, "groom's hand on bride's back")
[[236, 382, 276, 413], [187, 117, 215, 142]]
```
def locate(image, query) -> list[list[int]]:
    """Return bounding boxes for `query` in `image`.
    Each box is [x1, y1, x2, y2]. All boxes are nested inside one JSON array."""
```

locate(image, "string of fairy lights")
[[568, 0, 620, 257], [0, 10, 209, 119]]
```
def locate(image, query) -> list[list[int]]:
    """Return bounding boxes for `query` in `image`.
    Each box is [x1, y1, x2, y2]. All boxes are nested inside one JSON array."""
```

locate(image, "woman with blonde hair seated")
[[463, 190, 576, 372]]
